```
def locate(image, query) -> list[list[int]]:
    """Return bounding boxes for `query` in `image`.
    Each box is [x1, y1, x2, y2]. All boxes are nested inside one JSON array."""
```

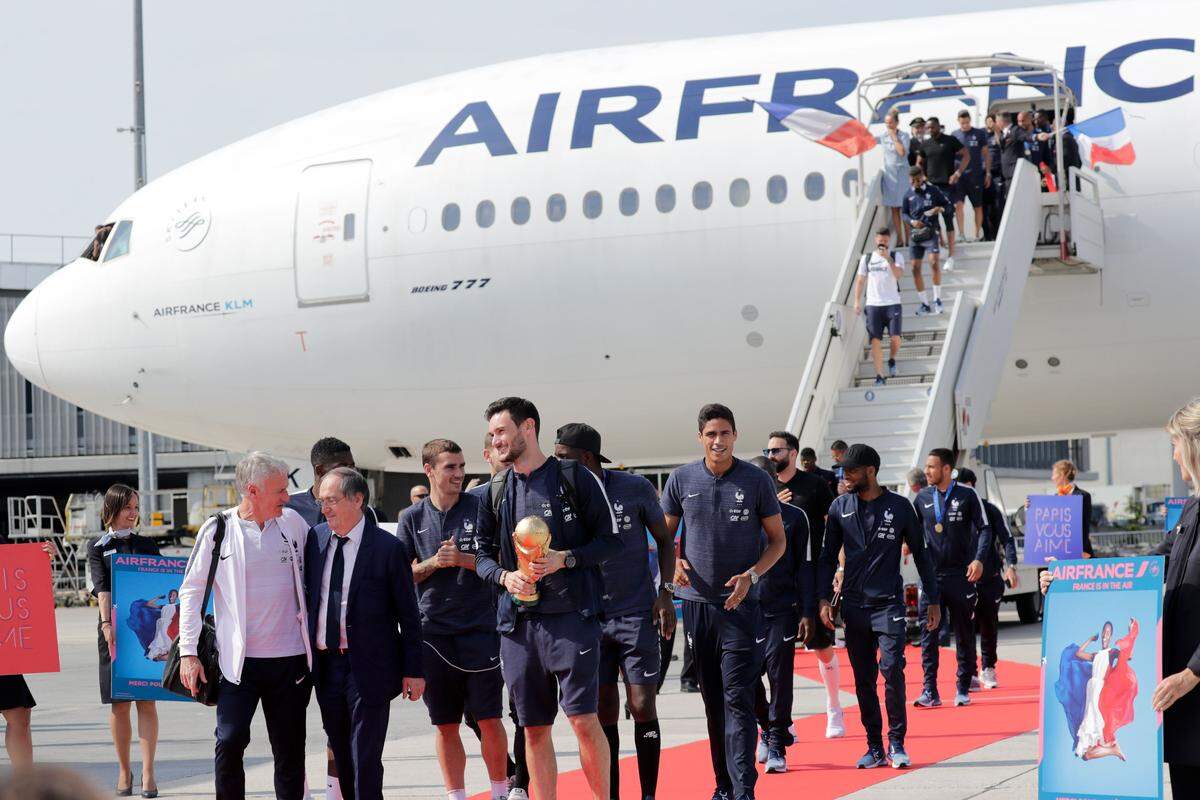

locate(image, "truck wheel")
[[1016, 590, 1043, 624]]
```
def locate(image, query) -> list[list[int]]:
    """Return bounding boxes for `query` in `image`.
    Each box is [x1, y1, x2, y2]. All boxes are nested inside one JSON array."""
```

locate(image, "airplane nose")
[[4, 289, 47, 390]]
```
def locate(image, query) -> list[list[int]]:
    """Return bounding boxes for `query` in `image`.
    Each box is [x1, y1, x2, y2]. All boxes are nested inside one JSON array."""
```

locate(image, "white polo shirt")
[[239, 516, 306, 658], [858, 253, 903, 307]]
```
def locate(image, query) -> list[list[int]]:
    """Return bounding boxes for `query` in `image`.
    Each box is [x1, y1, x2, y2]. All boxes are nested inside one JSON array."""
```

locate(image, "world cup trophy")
[[512, 515, 552, 607]]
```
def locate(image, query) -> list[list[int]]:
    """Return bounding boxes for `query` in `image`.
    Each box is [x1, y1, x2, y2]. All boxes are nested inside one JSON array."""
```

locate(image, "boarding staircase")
[[787, 160, 1105, 487]]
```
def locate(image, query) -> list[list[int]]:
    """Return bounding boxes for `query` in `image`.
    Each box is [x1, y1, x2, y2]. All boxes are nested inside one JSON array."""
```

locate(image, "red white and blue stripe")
[[754, 101, 876, 158], [1066, 108, 1135, 167]]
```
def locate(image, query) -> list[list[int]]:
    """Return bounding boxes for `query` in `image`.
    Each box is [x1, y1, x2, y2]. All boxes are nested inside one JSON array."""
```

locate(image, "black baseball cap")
[[839, 443, 881, 471], [555, 422, 611, 464], [910, 116, 926, 126]]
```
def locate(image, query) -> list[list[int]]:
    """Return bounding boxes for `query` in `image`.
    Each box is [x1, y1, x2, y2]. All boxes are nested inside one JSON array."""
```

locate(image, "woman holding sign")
[[0, 531, 53, 769], [1042, 398, 1200, 794], [86, 484, 162, 798], [1026, 460, 1094, 558]]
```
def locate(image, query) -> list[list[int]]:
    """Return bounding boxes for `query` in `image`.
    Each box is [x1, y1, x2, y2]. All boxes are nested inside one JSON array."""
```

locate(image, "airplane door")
[[294, 160, 371, 305]]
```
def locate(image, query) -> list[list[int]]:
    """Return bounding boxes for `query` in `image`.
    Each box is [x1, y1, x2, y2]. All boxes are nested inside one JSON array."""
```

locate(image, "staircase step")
[[838, 384, 933, 405], [855, 354, 940, 379], [897, 313, 952, 333], [828, 414, 925, 439], [833, 398, 929, 422], [825, 431, 920, 453], [861, 342, 944, 361], [852, 373, 935, 388]]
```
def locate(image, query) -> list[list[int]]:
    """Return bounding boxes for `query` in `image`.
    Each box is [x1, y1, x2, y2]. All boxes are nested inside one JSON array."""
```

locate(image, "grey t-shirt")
[[662, 458, 781, 604]]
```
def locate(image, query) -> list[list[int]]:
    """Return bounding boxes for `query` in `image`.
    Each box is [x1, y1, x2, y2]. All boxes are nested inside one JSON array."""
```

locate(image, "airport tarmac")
[[2, 605, 1174, 798]]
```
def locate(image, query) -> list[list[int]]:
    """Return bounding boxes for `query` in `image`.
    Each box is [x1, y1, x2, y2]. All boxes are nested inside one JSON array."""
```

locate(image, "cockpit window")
[[81, 223, 114, 261], [102, 220, 133, 262]]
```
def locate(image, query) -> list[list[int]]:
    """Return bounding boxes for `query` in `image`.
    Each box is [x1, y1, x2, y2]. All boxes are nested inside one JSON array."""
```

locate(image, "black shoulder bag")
[[162, 512, 226, 706]]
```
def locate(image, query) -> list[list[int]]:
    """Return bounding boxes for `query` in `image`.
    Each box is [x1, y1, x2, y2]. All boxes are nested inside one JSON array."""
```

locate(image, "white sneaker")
[[981, 667, 998, 689], [826, 707, 845, 738], [943, 256, 955, 272], [508, 789, 530, 800]]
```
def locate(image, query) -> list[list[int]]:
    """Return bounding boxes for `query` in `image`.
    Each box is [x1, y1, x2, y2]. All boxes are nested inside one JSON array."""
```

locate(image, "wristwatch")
[[661, 582, 676, 595], [747, 568, 760, 586], [564, 551, 577, 569]]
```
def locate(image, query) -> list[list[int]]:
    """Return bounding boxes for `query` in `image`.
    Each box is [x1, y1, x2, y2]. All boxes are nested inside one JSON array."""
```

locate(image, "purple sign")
[[1025, 495, 1084, 565]]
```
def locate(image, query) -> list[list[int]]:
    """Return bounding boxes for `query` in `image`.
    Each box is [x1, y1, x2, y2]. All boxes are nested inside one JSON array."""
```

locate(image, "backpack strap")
[[488, 469, 510, 520], [200, 512, 227, 617]]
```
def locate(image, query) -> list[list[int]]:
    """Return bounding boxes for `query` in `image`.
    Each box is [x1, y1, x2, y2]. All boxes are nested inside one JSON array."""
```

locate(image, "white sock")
[[326, 776, 342, 800], [490, 779, 509, 799], [919, 289, 930, 305], [933, 284, 942, 301], [447, 790, 467, 800], [818, 655, 843, 711]]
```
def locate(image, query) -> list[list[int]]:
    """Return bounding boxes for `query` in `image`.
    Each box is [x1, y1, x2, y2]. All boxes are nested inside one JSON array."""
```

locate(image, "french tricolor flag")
[[1066, 108, 1136, 167], [754, 101, 877, 158]]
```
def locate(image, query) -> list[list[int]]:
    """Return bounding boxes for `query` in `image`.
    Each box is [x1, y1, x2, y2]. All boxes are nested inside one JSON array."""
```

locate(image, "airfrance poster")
[[1039, 556, 1164, 800], [111, 553, 204, 702]]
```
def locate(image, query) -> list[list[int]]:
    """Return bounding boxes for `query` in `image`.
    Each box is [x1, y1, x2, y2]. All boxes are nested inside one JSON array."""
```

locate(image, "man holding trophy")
[[473, 397, 623, 800]]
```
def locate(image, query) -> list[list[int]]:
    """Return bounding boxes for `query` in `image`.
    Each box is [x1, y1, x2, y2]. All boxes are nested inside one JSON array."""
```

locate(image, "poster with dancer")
[[1039, 556, 1163, 800], [111, 553, 205, 702]]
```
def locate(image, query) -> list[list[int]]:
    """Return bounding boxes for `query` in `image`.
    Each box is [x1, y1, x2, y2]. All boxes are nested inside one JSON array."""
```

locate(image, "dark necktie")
[[326, 535, 349, 650]]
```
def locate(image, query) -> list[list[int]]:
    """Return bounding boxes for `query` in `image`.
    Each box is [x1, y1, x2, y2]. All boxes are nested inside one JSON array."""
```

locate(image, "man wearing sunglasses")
[[763, 433, 844, 739]]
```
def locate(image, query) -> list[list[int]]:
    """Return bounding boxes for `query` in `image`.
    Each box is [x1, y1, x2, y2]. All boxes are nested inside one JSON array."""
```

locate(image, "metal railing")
[[0, 233, 91, 265]]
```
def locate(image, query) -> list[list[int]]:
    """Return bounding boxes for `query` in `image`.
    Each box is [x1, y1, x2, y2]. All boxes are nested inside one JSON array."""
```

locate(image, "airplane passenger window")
[[511, 197, 531, 225], [103, 220, 133, 262], [442, 203, 460, 231], [476, 200, 495, 228], [842, 169, 858, 197], [547, 194, 566, 222], [767, 175, 788, 204], [655, 185, 675, 213], [804, 172, 825, 201], [729, 179, 750, 208], [692, 181, 712, 210], [619, 188, 638, 216], [583, 191, 603, 220], [343, 213, 356, 240]]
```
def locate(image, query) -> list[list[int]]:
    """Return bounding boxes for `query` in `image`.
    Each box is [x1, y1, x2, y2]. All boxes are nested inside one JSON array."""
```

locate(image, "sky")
[[2, 0, 1087, 249]]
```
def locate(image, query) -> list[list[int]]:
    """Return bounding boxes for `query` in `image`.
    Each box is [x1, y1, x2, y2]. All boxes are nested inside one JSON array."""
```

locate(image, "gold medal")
[[934, 522, 944, 533]]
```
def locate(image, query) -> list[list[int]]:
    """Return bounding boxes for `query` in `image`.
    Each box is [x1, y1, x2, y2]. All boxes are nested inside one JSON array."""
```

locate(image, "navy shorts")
[[957, 173, 983, 206], [600, 612, 662, 686], [501, 613, 601, 727], [422, 631, 505, 726], [909, 233, 940, 260], [865, 304, 901, 341]]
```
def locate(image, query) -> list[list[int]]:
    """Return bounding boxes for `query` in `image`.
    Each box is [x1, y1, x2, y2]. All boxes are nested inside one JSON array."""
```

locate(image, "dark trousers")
[[753, 612, 799, 745], [974, 574, 1006, 671], [683, 599, 764, 798], [315, 651, 391, 800], [843, 602, 907, 749], [982, 173, 1001, 240], [657, 625, 675, 693], [680, 627, 697, 686], [919, 573, 978, 694], [214, 654, 311, 800], [1170, 763, 1200, 795]]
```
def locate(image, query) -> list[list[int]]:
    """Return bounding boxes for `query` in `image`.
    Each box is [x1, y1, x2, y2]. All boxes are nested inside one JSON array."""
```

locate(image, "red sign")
[[0, 543, 60, 675]]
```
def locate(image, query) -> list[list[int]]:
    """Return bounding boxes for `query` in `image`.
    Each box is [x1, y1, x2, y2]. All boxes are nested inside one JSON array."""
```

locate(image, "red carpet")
[[472, 647, 1040, 799]]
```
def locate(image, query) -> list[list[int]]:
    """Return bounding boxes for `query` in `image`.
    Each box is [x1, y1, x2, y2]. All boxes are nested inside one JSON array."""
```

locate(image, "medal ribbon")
[[933, 480, 956, 531]]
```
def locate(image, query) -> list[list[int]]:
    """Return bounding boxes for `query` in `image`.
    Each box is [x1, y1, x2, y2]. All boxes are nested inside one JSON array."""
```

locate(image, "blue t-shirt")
[[913, 482, 993, 574], [820, 488, 939, 608], [953, 126, 989, 176], [760, 502, 816, 619], [600, 470, 663, 618], [286, 489, 323, 529], [661, 458, 781, 605], [397, 493, 496, 635]]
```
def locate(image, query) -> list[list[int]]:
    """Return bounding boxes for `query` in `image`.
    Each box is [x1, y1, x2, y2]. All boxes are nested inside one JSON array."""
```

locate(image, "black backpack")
[[488, 458, 581, 522]]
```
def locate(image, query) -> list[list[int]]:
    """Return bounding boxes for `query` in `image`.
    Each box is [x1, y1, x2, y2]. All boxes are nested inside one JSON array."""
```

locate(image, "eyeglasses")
[[762, 448, 791, 457], [317, 496, 346, 509]]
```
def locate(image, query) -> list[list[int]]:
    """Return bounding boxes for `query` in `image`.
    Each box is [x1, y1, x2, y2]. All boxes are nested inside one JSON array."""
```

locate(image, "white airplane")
[[5, 0, 1198, 472]]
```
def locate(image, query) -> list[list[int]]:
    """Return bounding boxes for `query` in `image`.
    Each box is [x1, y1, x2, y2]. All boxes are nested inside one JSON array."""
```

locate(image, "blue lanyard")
[[933, 481, 956, 527]]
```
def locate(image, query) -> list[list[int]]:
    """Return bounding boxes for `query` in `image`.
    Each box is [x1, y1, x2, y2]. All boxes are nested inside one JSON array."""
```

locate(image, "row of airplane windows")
[[438, 170, 860, 232]]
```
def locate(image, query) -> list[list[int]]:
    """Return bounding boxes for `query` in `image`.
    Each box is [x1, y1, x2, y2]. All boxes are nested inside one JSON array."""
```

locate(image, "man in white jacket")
[[179, 452, 314, 800]]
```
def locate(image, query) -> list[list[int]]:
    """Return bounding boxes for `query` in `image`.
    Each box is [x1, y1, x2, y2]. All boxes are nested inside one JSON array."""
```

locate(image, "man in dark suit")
[[998, 111, 1036, 210], [305, 467, 425, 800]]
